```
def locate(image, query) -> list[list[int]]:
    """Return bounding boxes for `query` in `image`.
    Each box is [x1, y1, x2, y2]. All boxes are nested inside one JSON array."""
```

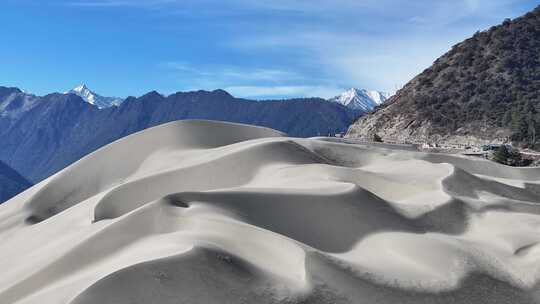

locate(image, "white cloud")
[[228, 30, 456, 91], [71, 0, 537, 95], [160, 62, 308, 88], [226, 0, 524, 92], [159, 62, 345, 98], [224, 85, 342, 99], [68, 0, 175, 7]]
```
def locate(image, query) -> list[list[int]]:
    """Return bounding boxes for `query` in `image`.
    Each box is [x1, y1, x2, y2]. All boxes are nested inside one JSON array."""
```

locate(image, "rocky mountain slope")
[[347, 6, 540, 146], [0, 87, 359, 182], [329, 88, 390, 112], [0, 160, 31, 203]]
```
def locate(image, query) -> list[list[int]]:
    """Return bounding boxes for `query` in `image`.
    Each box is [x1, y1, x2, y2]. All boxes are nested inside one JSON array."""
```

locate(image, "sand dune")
[[2, 120, 540, 303]]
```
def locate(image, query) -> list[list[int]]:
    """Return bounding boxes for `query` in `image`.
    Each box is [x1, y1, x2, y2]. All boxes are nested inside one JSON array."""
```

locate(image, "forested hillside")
[[347, 6, 540, 147]]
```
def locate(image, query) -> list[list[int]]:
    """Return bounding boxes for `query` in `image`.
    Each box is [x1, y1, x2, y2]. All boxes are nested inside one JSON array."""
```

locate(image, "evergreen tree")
[[373, 134, 383, 142], [493, 146, 511, 165]]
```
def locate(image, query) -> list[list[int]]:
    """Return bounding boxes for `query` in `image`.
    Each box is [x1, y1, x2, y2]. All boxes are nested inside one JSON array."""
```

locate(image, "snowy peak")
[[72, 84, 89, 93], [329, 88, 391, 112], [66, 84, 123, 109]]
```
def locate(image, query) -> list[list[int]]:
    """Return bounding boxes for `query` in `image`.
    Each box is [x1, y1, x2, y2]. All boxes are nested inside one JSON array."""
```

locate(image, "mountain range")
[[347, 5, 540, 147], [0, 86, 361, 183], [63, 85, 388, 112]]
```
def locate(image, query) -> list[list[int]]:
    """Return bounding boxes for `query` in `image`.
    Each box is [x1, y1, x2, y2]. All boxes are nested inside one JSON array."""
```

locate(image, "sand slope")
[[1, 120, 540, 303]]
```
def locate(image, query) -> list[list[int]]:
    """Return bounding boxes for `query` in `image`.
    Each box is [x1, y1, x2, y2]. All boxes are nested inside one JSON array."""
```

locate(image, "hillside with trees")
[[347, 5, 540, 148]]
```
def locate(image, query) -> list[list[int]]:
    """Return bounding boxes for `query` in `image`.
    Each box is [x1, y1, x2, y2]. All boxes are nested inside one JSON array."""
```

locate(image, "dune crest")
[[2, 120, 540, 303]]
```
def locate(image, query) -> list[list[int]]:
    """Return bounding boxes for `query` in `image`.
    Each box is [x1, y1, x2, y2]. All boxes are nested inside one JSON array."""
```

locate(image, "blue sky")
[[1, 0, 538, 99]]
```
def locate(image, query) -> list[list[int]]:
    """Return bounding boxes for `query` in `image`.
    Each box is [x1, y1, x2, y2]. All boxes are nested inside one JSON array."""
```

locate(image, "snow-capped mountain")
[[329, 88, 391, 112], [66, 84, 123, 109]]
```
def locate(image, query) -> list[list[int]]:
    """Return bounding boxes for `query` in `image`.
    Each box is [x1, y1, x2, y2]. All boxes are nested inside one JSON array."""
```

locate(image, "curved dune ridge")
[[2, 120, 540, 303]]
